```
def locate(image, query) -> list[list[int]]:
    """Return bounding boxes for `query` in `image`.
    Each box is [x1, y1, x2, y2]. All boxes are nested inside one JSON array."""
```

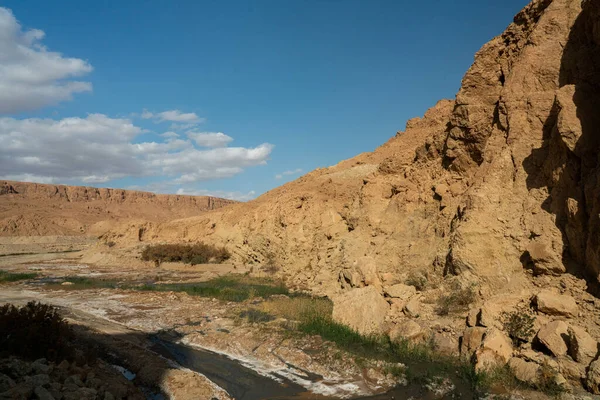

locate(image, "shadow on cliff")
[[523, 0, 600, 294]]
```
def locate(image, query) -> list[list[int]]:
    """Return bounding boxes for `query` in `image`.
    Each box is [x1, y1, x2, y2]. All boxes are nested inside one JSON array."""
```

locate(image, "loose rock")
[[535, 290, 578, 318], [536, 320, 570, 357]]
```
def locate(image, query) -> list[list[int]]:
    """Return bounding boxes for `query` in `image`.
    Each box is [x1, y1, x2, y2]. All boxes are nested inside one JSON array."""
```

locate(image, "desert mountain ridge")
[[6, 0, 600, 393], [0, 180, 236, 236], [101, 0, 600, 335]]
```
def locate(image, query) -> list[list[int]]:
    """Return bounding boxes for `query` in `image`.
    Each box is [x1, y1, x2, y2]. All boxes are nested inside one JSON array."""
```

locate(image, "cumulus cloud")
[[140, 109, 205, 125], [275, 168, 303, 180], [0, 7, 93, 114], [186, 131, 233, 148], [159, 131, 179, 139], [0, 114, 273, 185]]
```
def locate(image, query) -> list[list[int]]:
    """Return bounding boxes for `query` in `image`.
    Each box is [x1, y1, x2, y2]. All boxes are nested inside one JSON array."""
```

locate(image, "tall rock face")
[[107, 0, 600, 294], [0, 181, 235, 236]]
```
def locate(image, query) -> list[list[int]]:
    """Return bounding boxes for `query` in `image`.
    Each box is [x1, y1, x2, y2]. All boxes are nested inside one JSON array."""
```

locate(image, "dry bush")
[[141, 243, 231, 265], [436, 283, 477, 315], [0, 302, 73, 361]]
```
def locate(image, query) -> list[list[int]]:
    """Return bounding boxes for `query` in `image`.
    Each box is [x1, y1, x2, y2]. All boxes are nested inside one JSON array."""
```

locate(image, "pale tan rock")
[[403, 297, 420, 318], [477, 307, 493, 328], [474, 329, 513, 372], [460, 327, 486, 358], [568, 325, 598, 366], [536, 320, 570, 357], [557, 356, 586, 382], [388, 320, 422, 342], [535, 290, 578, 318], [526, 241, 566, 276], [466, 308, 479, 327], [332, 286, 389, 335], [586, 359, 600, 394], [508, 357, 540, 385], [384, 284, 416, 300], [433, 332, 458, 356]]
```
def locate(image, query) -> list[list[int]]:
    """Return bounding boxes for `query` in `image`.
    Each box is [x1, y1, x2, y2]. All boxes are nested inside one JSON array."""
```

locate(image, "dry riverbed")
[[0, 258, 559, 400]]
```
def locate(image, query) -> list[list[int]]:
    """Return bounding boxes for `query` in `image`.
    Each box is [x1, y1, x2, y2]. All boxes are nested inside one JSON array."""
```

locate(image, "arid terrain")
[[2, 0, 600, 399]]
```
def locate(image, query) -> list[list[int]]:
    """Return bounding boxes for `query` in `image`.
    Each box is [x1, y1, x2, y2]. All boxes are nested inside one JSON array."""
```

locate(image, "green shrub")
[[141, 243, 231, 265], [0, 302, 73, 361], [502, 310, 535, 345], [436, 283, 477, 315], [0, 270, 37, 283], [406, 272, 428, 291]]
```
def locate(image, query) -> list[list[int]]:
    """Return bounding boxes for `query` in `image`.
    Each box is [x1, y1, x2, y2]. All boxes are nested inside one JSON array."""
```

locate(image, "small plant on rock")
[[501, 310, 535, 346], [406, 272, 428, 291], [436, 283, 477, 315]]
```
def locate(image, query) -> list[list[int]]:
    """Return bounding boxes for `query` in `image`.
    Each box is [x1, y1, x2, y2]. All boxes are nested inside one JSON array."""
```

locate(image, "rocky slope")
[[108, 0, 599, 292], [102, 0, 600, 392], [0, 181, 235, 236]]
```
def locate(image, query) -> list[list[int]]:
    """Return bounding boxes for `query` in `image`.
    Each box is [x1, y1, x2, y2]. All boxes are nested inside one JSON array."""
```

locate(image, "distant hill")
[[0, 181, 236, 236]]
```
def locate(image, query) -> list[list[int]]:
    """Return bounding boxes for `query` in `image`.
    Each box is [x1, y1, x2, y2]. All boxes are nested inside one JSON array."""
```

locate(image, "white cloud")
[[187, 131, 233, 148], [160, 131, 179, 139], [140, 109, 205, 126], [140, 109, 154, 119], [275, 168, 303, 180], [0, 7, 93, 114], [0, 114, 273, 185]]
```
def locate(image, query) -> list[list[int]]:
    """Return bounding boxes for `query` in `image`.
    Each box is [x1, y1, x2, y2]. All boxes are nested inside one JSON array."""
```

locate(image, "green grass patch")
[[0, 270, 37, 282], [139, 275, 289, 302]]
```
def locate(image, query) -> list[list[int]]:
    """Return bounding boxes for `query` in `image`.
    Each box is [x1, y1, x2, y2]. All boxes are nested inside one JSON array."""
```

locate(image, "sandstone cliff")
[[42, 0, 600, 391], [107, 0, 600, 295], [0, 181, 235, 236]]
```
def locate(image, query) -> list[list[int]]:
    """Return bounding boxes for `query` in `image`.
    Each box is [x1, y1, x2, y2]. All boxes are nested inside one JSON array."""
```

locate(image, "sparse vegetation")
[[261, 296, 333, 322], [139, 275, 289, 302], [239, 309, 275, 323], [406, 271, 428, 291], [141, 243, 231, 266], [0, 270, 37, 283], [0, 302, 73, 361], [436, 283, 477, 315], [50, 276, 118, 290], [502, 310, 536, 345]]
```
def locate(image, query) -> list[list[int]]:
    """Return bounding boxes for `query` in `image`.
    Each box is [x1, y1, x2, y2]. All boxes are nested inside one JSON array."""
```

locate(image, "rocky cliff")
[[0, 181, 235, 236], [108, 0, 600, 292], [84, 0, 600, 391]]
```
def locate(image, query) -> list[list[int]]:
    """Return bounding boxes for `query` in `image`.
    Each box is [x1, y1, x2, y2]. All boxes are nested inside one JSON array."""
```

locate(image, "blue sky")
[[0, 0, 528, 200]]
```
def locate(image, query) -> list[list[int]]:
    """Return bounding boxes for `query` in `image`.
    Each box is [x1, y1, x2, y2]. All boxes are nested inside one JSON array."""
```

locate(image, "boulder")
[[474, 329, 513, 372], [466, 308, 478, 327], [460, 327, 486, 358], [536, 320, 570, 357], [526, 242, 566, 276], [535, 290, 578, 318], [587, 359, 600, 394], [433, 332, 458, 356], [332, 286, 389, 335], [477, 306, 494, 328], [508, 357, 540, 385], [403, 296, 420, 318], [34, 386, 55, 400], [389, 320, 422, 342], [0, 372, 15, 392], [568, 325, 598, 366], [384, 284, 416, 300], [557, 356, 586, 382]]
